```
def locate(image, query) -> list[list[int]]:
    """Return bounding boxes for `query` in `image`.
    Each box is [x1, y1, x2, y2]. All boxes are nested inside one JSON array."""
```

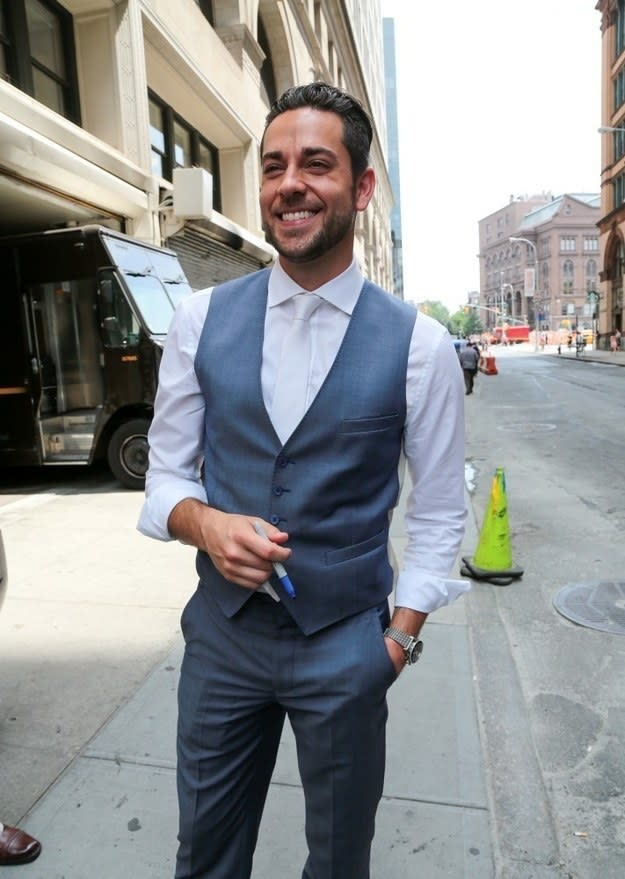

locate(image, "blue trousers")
[[175, 587, 396, 879]]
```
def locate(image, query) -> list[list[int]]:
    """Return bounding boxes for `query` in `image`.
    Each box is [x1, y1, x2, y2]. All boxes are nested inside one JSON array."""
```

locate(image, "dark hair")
[[263, 82, 373, 179]]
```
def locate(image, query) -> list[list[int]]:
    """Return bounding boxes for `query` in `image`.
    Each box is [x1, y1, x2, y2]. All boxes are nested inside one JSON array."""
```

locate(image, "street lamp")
[[509, 236, 540, 351]]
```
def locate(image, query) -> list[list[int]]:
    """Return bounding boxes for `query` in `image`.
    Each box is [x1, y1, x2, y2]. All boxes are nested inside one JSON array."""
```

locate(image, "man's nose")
[[277, 165, 306, 196]]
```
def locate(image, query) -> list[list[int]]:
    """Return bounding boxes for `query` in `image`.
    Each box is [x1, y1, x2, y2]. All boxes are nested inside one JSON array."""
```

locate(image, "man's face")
[[260, 108, 374, 278]]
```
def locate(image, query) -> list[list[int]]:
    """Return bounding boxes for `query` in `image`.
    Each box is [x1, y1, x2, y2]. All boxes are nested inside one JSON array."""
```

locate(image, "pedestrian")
[[458, 341, 480, 394], [138, 81, 467, 879], [610, 331, 618, 353], [0, 823, 41, 865]]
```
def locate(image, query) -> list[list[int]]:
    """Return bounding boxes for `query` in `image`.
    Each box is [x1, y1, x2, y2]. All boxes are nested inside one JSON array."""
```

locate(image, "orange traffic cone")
[[461, 467, 523, 586]]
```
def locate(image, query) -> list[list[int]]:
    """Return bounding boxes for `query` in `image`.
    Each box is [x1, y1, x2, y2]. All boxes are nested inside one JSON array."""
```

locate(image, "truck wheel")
[[107, 418, 150, 490]]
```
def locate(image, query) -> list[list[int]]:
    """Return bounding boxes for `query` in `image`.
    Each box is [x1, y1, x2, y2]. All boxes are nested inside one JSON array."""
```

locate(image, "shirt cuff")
[[395, 568, 471, 613], [137, 481, 208, 541]]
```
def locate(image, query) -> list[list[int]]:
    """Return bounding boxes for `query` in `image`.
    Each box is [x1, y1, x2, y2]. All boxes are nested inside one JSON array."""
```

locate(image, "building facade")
[[0, 0, 393, 290], [382, 17, 403, 298], [597, 0, 625, 343], [478, 193, 600, 333]]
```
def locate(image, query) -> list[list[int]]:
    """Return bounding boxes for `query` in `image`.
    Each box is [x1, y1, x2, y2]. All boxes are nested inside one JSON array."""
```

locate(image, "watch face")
[[408, 640, 423, 664]]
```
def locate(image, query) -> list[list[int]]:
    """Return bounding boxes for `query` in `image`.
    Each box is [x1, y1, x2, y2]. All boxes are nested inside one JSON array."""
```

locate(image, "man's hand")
[[167, 499, 291, 589], [384, 606, 428, 675]]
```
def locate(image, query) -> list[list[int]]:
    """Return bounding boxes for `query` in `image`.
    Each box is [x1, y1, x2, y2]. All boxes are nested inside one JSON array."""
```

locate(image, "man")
[[138, 82, 467, 879], [458, 341, 480, 395]]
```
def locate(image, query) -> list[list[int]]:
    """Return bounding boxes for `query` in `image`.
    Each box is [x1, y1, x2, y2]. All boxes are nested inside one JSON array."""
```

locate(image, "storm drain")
[[553, 581, 625, 635]]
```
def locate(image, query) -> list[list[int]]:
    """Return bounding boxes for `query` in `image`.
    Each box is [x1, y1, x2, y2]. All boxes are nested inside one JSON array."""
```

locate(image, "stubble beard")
[[262, 204, 357, 265]]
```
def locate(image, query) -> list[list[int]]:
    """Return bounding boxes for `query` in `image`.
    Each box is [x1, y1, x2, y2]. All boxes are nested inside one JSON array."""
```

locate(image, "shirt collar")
[[268, 259, 364, 316]]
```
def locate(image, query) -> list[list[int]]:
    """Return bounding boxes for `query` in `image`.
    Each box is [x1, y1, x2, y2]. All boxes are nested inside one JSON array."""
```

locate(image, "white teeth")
[[282, 211, 314, 221]]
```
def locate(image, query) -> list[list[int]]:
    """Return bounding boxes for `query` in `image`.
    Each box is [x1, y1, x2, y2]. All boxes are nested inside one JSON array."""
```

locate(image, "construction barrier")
[[478, 355, 498, 375], [461, 467, 523, 586]]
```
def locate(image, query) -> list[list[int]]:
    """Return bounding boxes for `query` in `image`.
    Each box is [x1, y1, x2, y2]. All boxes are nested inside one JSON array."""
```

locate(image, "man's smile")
[[278, 209, 320, 222]]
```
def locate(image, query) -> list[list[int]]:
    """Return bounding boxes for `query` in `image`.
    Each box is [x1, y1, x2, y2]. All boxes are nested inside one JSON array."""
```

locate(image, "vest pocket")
[[339, 413, 400, 434], [325, 528, 387, 564]]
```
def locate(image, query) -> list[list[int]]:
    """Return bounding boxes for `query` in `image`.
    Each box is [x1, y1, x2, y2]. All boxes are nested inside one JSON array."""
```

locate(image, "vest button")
[[273, 486, 283, 496], [269, 514, 280, 525], [277, 456, 289, 469]]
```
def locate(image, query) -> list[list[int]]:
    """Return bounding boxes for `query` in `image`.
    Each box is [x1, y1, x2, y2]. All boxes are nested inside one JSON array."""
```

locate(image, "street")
[[465, 345, 625, 878], [1, 344, 624, 878]]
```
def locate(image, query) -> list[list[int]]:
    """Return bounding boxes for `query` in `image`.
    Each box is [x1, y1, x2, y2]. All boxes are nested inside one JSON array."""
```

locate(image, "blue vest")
[[194, 269, 416, 634]]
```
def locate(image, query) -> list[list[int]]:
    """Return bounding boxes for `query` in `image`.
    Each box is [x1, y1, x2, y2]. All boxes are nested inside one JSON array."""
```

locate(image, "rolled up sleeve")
[[137, 291, 211, 541], [395, 314, 469, 612]]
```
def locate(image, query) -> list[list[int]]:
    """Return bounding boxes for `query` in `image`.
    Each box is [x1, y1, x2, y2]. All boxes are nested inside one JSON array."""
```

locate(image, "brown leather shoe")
[[0, 823, 42, 865]]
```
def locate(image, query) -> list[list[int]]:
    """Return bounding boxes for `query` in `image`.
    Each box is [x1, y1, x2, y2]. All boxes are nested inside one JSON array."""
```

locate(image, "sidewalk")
[[14, 495, 493, 879], [549, 345, 625, 367]]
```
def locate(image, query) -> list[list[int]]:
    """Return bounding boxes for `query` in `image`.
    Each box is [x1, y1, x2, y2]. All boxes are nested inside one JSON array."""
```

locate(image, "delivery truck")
[[0, 225, 192, 489]]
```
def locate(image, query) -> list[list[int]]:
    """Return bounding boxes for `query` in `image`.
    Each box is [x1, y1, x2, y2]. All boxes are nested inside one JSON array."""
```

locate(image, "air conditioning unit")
[[173, 167, 213, 219]]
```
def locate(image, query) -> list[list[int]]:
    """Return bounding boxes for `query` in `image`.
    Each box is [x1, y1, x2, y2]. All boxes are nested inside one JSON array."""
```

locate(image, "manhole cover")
[[553, 581, 625, 634]]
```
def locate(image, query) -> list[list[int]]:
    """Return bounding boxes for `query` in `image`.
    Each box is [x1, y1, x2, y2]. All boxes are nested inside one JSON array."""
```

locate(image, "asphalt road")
[[465, 346, 625, 879]]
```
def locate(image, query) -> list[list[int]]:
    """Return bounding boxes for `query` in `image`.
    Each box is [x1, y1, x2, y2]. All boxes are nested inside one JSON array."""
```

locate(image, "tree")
[[449, 307, 483, 337], [419, 300, 450, 326]]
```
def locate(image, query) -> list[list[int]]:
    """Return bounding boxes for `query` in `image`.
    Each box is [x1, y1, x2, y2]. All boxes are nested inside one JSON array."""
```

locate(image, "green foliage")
[[449, 307, 483, 337], [419, 300, 450, 326]]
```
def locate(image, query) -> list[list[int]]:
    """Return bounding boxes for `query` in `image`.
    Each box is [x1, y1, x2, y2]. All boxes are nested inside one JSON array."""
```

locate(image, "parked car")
[[0, 531, 6, 612]]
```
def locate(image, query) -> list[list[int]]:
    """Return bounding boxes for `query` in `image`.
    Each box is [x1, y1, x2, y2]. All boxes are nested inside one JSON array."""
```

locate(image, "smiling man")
[[138, 82, 467, 879]]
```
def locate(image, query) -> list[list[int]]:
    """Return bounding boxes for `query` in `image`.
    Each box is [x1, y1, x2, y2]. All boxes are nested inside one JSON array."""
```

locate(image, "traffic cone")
[[461, 467, 523, 586]]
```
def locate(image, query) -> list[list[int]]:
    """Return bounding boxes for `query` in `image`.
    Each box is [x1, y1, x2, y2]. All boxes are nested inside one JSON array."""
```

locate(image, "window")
[[614, 64, 625, 112], [0, 0, 79, 122], [149, 99, 166, 178], [617, 0, 625, 59], [583, 237, 599, 252], [562, 259, 574, 294], [257, 16, 277, 107], [560, 237, 576, 252], [0, 2, 9, 79], [148, 93, 221, 210], [173, 118, 192, 168], [614, 171, 625, 209], [192, 0, 214, 26], [585, 260, 598, 293]]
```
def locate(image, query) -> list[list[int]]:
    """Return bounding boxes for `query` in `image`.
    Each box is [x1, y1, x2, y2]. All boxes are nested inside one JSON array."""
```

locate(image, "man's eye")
[[263, 164, 282, 176]]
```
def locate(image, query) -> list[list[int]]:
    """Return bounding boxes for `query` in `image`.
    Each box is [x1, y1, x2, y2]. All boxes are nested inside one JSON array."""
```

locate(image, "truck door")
[[27, 279, 104, 417], [0, 289, 40, 463], [97, 270, 144, 405]]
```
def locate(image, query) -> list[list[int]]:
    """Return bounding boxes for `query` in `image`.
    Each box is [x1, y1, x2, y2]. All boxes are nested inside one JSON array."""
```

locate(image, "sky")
[[380, 0, 602, 313]]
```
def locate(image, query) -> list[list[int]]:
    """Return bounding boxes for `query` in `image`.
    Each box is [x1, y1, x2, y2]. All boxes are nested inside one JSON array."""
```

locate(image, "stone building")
[[0, 0, 392, 289], [478, 193, 600, 333], [597, 0, 625, 343]]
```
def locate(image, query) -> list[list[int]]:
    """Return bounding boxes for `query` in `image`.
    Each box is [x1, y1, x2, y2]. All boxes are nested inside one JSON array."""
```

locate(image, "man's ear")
[[355, 166, 376, 212]]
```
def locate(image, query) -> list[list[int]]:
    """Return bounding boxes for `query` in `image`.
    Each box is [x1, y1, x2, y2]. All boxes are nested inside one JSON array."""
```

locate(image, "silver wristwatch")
[[383, 626, 423, 665]]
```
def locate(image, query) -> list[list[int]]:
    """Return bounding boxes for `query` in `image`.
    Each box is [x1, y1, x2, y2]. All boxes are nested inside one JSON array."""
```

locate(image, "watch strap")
[[383, 626, 423, 664]]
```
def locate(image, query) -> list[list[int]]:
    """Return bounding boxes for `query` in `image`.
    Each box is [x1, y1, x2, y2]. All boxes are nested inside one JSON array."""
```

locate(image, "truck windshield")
[[103, 235, 192, 333], [124, 274, 179, 334]]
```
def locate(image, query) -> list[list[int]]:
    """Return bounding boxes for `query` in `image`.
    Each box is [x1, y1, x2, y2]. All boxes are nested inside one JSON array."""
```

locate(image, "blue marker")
[[253, 521, 296, 599]]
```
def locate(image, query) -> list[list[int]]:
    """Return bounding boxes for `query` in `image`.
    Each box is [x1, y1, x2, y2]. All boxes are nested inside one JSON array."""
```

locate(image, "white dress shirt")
[[137, 259, 469, 613]]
